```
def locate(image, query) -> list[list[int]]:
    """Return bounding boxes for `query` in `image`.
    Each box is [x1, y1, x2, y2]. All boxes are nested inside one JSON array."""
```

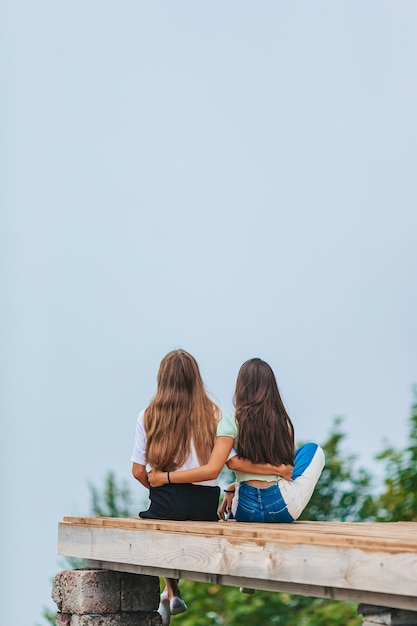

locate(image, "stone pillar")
[[357, 604, 417, 626], [52, 569, 162, 626]]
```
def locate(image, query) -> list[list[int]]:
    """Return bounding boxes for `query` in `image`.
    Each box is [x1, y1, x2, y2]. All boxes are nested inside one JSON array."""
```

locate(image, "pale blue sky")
[[1, 2, 416, 625]]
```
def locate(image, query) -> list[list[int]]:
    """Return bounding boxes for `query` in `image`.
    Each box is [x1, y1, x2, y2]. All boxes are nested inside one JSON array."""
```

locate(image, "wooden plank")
[[58, 521, 417, 606], [61, 517, 417, 553], [59, 517, 417, 553], [62, 516, 417, 540]]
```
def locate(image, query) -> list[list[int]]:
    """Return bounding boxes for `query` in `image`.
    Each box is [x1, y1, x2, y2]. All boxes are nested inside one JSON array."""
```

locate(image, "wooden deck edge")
[[60, 517, 417, 553], [84, 558, 417, 612]]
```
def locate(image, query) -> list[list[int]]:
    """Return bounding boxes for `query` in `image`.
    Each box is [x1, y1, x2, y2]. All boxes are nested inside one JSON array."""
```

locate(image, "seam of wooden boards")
[[61, 516, 417, 553]]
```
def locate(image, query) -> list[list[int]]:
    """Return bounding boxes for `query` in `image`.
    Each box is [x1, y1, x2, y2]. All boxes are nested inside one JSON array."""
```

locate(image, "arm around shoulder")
[[227, 456, 293, 480], [148, 436, 235, 486]]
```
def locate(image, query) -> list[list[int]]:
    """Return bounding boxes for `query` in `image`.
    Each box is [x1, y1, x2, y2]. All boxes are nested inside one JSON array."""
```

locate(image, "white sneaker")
[[170, 596, 188, 615], [158, 592, 171, 626]]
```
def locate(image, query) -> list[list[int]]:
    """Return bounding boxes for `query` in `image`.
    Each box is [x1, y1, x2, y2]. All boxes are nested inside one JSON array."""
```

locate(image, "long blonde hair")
[[144, 350, 220, 471]]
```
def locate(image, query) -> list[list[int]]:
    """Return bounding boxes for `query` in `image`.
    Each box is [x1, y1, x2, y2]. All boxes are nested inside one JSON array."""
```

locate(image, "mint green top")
[[217, 412, 281, 483]]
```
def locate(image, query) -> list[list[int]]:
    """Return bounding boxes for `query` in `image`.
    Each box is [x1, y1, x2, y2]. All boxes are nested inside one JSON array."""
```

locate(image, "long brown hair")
[[144, 349, 220, 471], [234, 358, 295, 465]]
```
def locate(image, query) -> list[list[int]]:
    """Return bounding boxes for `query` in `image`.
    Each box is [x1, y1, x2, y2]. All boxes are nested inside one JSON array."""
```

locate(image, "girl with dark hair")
[[148, 357, 324, 524], [132, 351, 291, 625]]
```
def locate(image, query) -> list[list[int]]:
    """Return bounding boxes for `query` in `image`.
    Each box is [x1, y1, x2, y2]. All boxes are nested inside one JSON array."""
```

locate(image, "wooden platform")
[[58, 517, 417, 611]]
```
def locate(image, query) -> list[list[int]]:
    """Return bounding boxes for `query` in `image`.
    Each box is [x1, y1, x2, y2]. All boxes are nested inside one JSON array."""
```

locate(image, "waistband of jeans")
[[239, 481, 280, 493]]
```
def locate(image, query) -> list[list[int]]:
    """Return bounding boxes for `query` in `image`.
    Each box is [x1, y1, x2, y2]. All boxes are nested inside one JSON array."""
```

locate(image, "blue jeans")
[[233, 443, 325, 523]]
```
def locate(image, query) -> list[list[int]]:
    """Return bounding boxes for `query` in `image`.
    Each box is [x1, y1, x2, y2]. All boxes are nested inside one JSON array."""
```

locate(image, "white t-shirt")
[[131, 409, 219, 487]]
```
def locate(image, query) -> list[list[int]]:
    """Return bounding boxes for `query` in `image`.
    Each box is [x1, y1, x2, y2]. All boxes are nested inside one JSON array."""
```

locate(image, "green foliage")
[[88, 470, 135, 517], [299, 417, 377, 522], [174, 583, 362, 626], [374, 392, 417, 521], [36, 607, 57, 626]]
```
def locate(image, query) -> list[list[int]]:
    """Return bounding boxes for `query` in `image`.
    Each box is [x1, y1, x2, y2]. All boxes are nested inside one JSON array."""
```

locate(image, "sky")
[[1, 2, 416, 625]]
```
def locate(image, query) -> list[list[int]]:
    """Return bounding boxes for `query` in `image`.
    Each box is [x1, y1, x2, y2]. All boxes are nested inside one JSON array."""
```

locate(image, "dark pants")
[[139, 483, 220, 521]]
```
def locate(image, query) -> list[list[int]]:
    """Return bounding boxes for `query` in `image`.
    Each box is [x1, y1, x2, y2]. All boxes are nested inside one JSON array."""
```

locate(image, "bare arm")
[[132, 462, 151, 489], [227, 456, 293, 480], [148, 436, 234, 487], [218, 481, 237, 520]]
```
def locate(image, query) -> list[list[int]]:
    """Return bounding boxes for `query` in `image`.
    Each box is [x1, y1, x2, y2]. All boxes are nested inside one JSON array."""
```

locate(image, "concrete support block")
[[56, 614, 72, 626], [52, 570, 121, 614], [71, 614, 161, 626], [51, 570, 161, 626], [120, 573, 160, 612], [358, 604, 417, 625]]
